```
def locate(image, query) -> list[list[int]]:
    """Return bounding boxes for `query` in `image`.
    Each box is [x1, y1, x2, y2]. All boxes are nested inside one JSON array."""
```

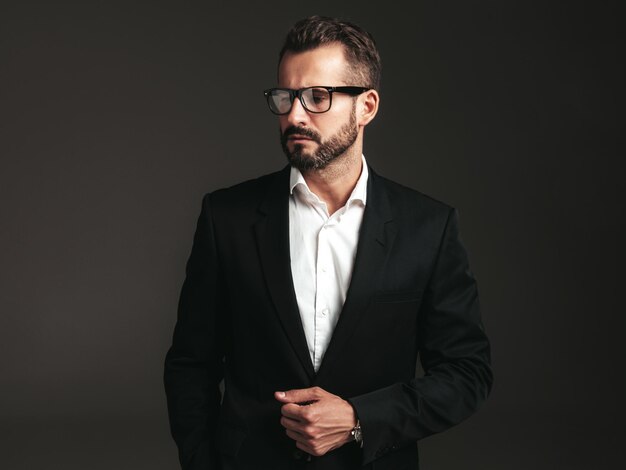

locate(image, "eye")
[[310, 89, 329, 104], [277, 94, 291, 105]]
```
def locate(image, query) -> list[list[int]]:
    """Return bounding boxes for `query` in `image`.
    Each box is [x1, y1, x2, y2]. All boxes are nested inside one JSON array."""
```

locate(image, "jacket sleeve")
[[164, 194, 226, 469], [348, 208, 493, 465]]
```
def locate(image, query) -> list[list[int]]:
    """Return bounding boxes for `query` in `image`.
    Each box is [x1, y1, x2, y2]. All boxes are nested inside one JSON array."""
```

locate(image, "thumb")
[[274, 387, 321, 404]]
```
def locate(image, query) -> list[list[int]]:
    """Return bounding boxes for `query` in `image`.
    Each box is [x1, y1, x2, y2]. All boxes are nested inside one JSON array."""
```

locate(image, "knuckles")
[[301, 426, 317, 439], [300, 407, 314, 422]]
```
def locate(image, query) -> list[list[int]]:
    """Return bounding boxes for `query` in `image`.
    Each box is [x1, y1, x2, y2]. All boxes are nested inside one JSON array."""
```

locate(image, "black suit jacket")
[[164, 165, 492, 470]]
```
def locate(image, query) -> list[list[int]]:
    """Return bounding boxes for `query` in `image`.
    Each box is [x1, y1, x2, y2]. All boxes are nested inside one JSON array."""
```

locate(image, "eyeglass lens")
[[268, 88, 332, 115]]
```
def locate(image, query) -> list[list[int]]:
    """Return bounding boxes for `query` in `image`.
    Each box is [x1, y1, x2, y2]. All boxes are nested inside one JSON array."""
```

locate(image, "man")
[[164, 15, 492, 470]]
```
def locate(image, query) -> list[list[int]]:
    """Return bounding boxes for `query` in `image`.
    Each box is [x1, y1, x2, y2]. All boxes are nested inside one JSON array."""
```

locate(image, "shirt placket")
[[313, 220, 333, 371]]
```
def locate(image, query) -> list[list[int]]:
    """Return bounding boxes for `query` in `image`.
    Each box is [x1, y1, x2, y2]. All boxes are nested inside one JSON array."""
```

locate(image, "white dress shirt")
[[289, 156, 368, 372]]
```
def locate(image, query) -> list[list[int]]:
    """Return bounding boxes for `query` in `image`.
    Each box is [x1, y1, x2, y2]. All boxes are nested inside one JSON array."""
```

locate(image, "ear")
[[357, 89, 380, 127]]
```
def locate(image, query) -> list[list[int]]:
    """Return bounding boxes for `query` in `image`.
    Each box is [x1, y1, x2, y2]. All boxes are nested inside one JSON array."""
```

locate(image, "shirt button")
[[322, 308, 329, 316]]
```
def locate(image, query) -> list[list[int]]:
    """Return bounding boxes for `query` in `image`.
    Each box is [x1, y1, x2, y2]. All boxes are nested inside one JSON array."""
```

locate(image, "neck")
[[301, 148, 363, 215]]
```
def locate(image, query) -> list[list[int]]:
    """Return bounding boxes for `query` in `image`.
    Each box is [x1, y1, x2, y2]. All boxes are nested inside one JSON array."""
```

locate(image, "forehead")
[[278, 43, 350, 88]]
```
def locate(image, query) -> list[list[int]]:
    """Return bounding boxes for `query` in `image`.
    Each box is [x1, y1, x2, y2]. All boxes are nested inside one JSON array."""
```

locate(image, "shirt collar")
[[289, 155, 369, 207]]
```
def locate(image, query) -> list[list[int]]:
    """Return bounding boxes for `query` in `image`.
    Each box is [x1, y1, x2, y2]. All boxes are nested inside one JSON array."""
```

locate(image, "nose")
[[284, 94, 309, 127]]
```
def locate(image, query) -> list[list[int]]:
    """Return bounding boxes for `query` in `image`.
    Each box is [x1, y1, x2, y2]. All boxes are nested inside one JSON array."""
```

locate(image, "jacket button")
[[293, 449, 303, 460]]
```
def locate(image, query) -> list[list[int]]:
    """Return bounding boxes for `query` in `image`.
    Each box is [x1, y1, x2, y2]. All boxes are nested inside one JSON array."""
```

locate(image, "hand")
[[274, 386, 357, 457]]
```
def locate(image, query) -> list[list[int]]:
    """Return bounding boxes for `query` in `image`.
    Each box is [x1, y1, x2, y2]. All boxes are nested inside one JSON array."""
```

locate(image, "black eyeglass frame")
[[263, 86, 370, 115]]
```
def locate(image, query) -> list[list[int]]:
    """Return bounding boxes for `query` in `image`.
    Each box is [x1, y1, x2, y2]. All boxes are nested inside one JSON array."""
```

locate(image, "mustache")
[[280, 126, 321, 144]]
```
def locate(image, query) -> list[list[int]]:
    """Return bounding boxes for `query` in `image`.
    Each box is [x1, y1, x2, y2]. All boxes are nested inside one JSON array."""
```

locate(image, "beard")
[[280, 104, 358, 171]]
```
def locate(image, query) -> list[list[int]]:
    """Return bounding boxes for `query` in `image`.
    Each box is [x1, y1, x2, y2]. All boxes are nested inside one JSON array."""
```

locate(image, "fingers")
[[285, 426, 329, 456], [290, 428, 347, 457], [280, 415, 301, 431], [281, 418, 316, 451], [274, 386, 325, 404], [280, 415, 318, 437], [280, 403, 298, 420], [280, 402, 315, 421], [295, 439, 316, 456]]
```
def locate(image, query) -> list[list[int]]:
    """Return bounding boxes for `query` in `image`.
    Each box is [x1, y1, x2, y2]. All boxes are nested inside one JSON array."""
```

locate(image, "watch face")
[[351, 420, 363, 445]]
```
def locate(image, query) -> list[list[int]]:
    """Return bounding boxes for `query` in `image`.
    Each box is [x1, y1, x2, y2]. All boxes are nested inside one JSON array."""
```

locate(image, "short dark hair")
[[279, 15, 382, 91]]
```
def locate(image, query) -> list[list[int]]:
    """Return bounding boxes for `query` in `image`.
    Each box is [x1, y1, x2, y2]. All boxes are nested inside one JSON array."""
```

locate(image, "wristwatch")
[[351, 419, 363, 447]]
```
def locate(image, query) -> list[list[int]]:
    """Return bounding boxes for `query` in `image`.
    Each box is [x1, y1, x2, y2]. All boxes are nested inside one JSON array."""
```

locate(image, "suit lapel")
[[316, 169, 396, 379], [254, 167, 316, 381]]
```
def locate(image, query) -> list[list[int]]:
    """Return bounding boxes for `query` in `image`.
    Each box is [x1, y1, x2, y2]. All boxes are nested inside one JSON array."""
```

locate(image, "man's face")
[[277, 44, 359, 171]]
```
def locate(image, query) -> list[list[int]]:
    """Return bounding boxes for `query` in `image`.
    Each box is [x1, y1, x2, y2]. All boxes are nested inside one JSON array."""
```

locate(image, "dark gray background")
[[0, 1, 622, 469]]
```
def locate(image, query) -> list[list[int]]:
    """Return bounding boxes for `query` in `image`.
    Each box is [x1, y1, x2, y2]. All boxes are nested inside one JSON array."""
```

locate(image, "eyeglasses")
[[263, 86, 369, 115]]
